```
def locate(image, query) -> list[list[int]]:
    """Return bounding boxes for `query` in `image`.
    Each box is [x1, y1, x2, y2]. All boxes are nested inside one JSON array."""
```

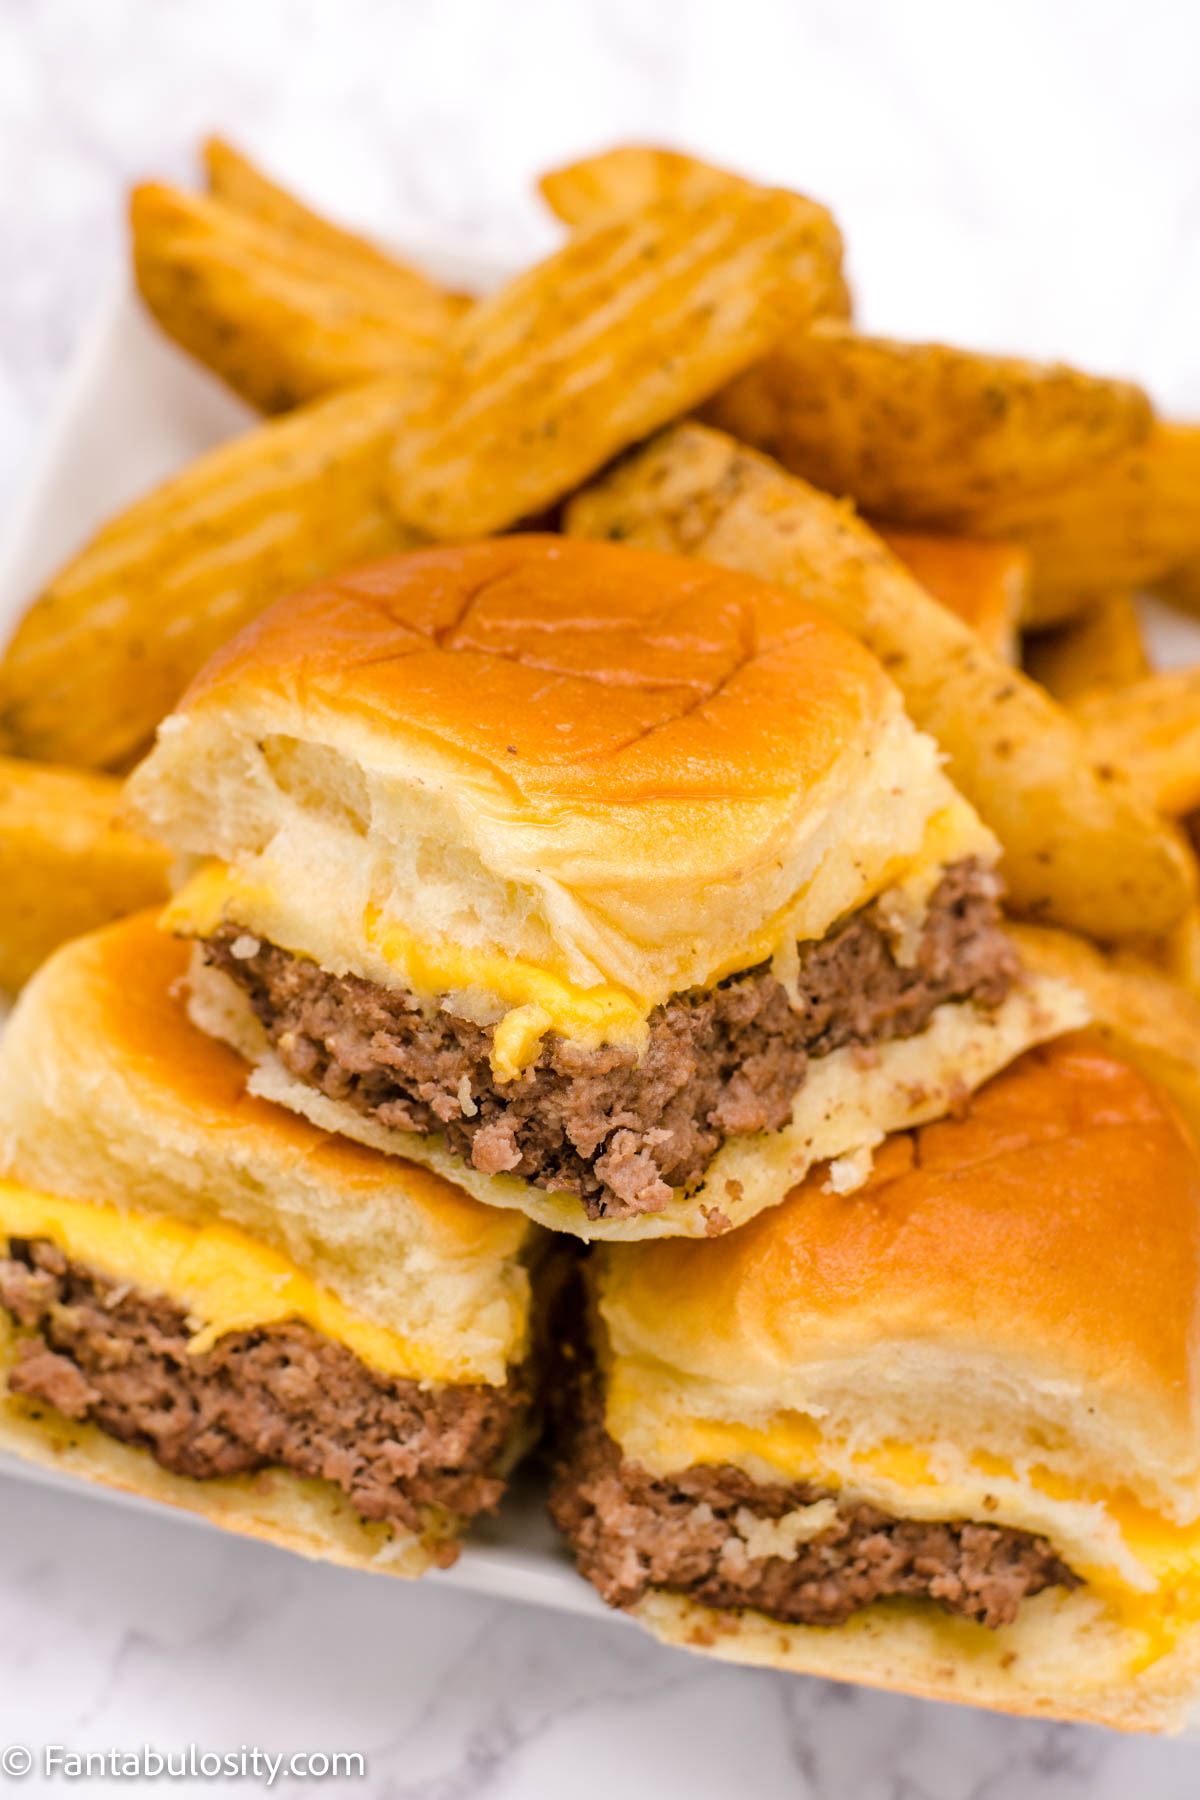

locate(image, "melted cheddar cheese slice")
[[0, 1179, 471, 1384]]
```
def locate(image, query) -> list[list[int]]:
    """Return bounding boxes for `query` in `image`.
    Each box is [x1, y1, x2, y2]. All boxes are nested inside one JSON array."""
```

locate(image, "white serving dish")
[[0, 243, 1197, 1621]]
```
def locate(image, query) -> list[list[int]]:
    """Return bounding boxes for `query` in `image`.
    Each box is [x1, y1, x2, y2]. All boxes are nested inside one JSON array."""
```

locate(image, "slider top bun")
[[598, 1035, 1200, 1522], [0, 913, 532, 1385], [125, 536, 994, 1021]]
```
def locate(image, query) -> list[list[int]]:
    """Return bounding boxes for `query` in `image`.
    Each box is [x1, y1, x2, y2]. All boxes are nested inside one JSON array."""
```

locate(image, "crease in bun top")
[[125, 536, 1084, 1239], [0, 912, 537, 1578], [551, 1037, 1200, 1733]]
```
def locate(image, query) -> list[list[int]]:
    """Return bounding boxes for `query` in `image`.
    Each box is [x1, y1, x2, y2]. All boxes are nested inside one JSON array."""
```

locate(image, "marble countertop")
[[3, 0, 1200, 1792]]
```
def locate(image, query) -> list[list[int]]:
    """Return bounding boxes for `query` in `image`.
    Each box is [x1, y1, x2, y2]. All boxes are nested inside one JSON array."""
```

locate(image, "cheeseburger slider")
[[126, 536, 1082, 1240], [551, 1036, 1200, 1731], [0, 913, 536, 1575]]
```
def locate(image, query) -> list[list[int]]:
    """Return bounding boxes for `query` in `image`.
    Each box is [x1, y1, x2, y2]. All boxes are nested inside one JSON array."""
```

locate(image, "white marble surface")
[[3, 0, 1200, 1791]]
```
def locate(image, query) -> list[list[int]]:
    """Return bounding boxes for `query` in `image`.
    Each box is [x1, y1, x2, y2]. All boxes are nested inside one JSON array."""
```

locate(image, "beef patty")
[[0, 1239, 525, 1548], [549, 1354, 1079, 1632], [203, 859, 1018, 1222]]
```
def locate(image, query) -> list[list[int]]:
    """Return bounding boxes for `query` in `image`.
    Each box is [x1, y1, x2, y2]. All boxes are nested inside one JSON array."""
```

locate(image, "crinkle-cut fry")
[[0, 378, 427, 772], [202, 135, 454, 308], [1023, 593, 1150, 704], [539, 146, 852, 318], [875, 528, 1025, 662], [540, 145, 746, 222], [703, 323, 1153, 560], [0, 760, 169, 991], [566, 423, 1192, 942], [387, 188, 847, 540], [132, 183, 454, 413], [986, 424, 1200, 625], [1009, 921, 1200, 1143], [1072, 670, 1200, 817]]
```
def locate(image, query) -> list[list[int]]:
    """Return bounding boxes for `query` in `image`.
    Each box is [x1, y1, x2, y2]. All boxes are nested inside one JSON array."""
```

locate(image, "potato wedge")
[[1022, 593, 1150, 703], [1161, 560, 1200, 621], [387, 187, 847, 539], [0, 379, 426, 771], [566, 423, 1192, 941], [1152, 901, 1200, 999], [987, 424, 1200, 623], [1009, 921, 1200, 1143], [203, 136, 445, 304], [1072, 670, 1200, 816], [540, 145, 745, 223], [1108, 827, 1200, 997], [875, 529, 1026, 661], [539, 147, 852, 319], [0, 760, 168, 991], [133, 183, 455, 412], [703, 323, 1154, 549]]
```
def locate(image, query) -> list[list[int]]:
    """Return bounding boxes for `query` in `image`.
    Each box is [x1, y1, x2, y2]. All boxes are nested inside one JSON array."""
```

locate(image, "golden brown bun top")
[[130, 534, 986, 1006], [600, 1035, 1200, 1426], [36, 912, 524, 1261], [180, 536, 891, 804]]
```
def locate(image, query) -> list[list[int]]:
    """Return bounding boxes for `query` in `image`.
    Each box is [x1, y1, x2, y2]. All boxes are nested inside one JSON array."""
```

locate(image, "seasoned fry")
[[132, 183, 454, 412], [1161, 560, 1200, 621], [989, 425, 1200, 623], [1072, 670, 1200, 816], [876, 528, 1026, 661], [1010, 921, 1200, 1143], [539, 145, 747, 223], [1023, 593, 1150, 703], [540, 147, 853, 321], [203, 136, 445, 305], [0, 759, 169, 991], [387, 188, 847, 539], [0, 379, 426, 771], [703, 323, 1154, 550], [566, 423, 1192, 941], [1137, 900, 1200, 1000], [1163, 902, 1200, 998], [1109, 827, 1200, 998]]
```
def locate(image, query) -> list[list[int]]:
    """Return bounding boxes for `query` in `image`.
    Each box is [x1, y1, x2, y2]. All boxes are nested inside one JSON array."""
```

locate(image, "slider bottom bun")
[[190, 953, 1085, 1240], [635, 1590, 1199, 1733], [551, 1038, 1200, 1730]]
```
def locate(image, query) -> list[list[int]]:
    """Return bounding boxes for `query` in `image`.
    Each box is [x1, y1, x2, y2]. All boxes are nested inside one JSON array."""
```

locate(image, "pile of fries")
[[2, 137, 1199, 1103]]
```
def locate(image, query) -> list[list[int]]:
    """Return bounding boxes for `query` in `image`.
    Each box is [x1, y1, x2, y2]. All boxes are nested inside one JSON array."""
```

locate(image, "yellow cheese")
[[164, 796, 992, 1078], [361, 907, 648, 1075], [0, 1178, 464, 1384]]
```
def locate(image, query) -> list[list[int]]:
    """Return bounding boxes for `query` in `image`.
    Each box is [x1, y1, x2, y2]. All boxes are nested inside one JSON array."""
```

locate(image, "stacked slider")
[[0, 913, 537, 1574], [124, 535, 1080, 1239]]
